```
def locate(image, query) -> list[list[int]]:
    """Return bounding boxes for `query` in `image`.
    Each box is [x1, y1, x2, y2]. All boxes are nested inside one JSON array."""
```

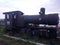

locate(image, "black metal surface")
[[23, 14, 58, 25]]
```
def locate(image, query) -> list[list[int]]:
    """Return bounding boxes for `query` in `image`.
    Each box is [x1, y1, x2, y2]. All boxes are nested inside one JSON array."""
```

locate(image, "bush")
[[0, 27, 5, 35]]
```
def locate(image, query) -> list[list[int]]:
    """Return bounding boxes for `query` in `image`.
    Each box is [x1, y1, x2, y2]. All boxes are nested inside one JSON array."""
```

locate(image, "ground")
[[0, 27, 60, 45]]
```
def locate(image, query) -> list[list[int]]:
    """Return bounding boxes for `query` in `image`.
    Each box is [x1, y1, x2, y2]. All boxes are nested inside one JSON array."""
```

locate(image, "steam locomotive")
[[3, 8, 59, 38]]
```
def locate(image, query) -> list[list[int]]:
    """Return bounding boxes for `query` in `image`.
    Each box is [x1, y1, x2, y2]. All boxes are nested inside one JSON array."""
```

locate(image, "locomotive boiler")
[[3, 8, 59, 38]]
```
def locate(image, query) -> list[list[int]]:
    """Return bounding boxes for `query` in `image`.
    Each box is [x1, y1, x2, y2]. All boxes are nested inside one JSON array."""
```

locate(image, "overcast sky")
[[0, 0, 60, 19]]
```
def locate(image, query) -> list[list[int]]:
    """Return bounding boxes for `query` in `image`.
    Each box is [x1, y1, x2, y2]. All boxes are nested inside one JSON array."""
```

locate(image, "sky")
[[0, 0, 60, 19]]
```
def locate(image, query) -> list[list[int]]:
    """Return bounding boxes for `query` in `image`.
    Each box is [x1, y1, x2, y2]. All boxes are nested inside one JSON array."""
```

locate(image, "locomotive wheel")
[[48, 29, 57, 39], [5, 29, 15, 36]]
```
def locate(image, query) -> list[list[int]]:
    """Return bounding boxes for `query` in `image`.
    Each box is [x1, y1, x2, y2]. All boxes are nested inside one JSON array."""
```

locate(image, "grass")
[[0, 27, 5, 35], [0, 35, 36, 45], [15, 33, 60, 45], [0, 27, 60, 45], [0, 27, 36, 45]]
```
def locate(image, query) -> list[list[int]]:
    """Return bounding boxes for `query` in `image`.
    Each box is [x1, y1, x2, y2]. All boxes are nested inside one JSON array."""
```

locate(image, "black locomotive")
[[3, 8, 59, 38]]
